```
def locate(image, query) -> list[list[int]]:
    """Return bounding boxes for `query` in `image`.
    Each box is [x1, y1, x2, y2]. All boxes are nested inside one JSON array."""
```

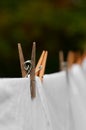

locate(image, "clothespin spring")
[[24, 61, 42, 77], [24, 60, 32, 77]]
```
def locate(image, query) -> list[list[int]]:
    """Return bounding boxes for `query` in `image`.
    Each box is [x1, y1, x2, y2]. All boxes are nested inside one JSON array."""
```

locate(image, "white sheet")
[[43, 72, 69, 130], [68, 65, 86, 130], [0, 65, 86, 130], [0, 77, 53, 130], [0, 78, 31, 130], [43, 65, 86, 130]]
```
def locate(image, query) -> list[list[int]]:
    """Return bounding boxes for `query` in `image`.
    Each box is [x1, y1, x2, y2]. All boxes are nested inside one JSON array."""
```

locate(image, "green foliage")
[[0, 0, 86, 76]]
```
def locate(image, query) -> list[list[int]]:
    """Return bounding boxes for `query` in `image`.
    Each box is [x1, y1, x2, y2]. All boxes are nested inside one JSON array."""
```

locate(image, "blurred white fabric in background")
[[82, 58, 86, 74], [68, 65, 86, 130], [0, 64, 86, 130]]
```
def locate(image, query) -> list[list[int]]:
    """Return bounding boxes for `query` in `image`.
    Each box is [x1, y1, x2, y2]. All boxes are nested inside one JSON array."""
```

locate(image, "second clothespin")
[[67, 51, 75, 68], [35, 50, 48, 81], [59, 51, 67, 71]]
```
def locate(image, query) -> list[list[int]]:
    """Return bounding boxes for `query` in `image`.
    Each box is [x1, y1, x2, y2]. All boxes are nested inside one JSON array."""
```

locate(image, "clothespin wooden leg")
[[67, 51, 75, 68], [59, 51, 64, 71], [39, 51, 48, 81], [35, 51, 45, 76], [30, 42, 36, 99], [18, 43, 27, 77], [82, 51, 86, 62], [75, 52, 82, 65]]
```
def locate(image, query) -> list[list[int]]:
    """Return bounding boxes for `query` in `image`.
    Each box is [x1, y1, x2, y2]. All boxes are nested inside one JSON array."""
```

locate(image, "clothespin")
[[67, 51, 75, 68], [18, 43, 27, 77], [59, 51, 67, 70], [35, 51, 45, 76], [18, 42, 36, 99], [39, 51, 48, 81], [75, 52, 82, 65], [82, 51, 86, 62], [35, 50, 48, 81], [30, 42, 36, 99]]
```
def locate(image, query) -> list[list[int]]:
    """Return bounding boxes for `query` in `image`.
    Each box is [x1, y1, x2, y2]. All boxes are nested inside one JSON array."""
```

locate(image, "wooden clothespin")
[[30, 42, 36, 99], [59, 51, 65, 71], [82, 51, 86, 62], [18, 43, 27, 77], [39, 51, 48, 81], [67, 51, 75, 68], [35, 50, 48, 81], [35, 51, 45, 76], [18, 42, 36, 99], [75, 52, 82, 65]]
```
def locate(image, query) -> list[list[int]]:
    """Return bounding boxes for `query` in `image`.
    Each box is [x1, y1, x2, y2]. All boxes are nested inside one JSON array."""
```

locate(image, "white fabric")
[[0, 77, 53, 130], [68, 65, 86, 130], [43, 72, 69, 130], [0, 65, 86, 130], [0, 78, 31, 130], [81, 58, 86, 75], [43, 65, 86, 130]]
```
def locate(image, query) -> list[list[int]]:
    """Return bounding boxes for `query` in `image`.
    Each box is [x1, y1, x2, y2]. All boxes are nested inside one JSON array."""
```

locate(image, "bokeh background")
[[0, 0, 86, 77]]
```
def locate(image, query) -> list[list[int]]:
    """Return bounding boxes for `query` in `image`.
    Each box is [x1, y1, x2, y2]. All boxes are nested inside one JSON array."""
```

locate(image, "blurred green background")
[[0, 0, 86, 77]]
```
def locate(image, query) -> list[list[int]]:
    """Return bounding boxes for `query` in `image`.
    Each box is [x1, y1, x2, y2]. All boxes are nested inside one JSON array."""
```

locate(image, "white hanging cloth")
[[0, 64, 86, 130], [43, 71, 69, 130], [0, 78, 32, 130], [43, 65, 86, 130], [68, 64, 86, 130], [0, 77, 53, 130]]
